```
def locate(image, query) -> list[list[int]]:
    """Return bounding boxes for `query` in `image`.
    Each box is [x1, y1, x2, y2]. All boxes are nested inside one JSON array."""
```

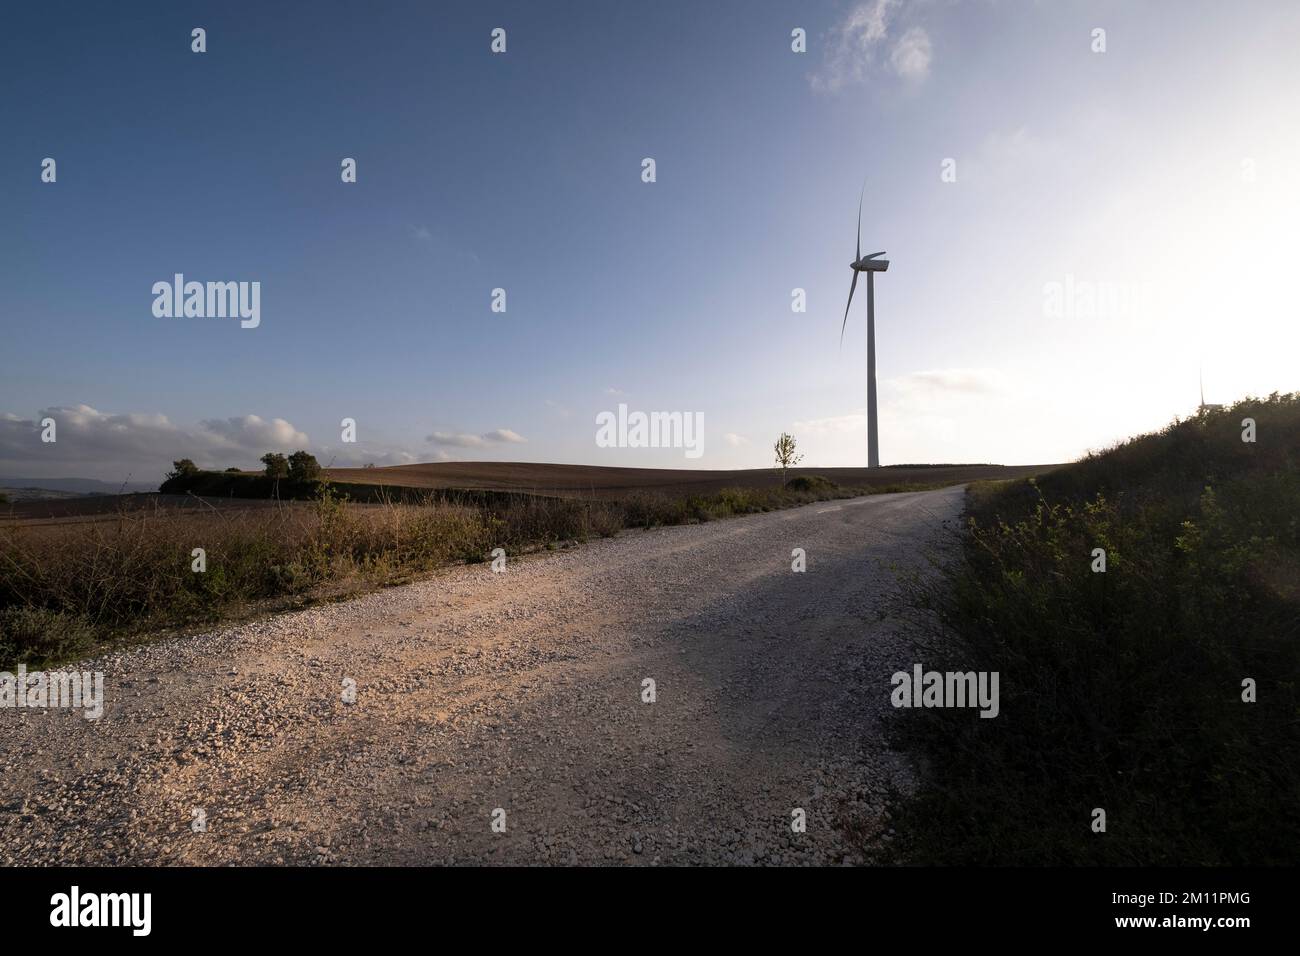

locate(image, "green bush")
[[891, 392, 1300, 865], [785, 474, 837, 494], [0, 607, 97, 668]]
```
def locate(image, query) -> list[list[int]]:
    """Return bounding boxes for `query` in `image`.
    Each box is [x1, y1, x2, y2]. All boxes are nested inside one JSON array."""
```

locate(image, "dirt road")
[[0, 486, 964, 866]]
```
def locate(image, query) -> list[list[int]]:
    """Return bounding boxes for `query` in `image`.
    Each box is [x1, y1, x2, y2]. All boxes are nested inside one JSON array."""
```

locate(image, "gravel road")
[[0, 486, 964, 866]]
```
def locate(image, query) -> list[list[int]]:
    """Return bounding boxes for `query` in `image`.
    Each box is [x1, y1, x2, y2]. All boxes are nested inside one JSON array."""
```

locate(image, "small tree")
[[773, 432, 803, 483], [260, 453, 289, 479], [167, 458, 199, 480], [287, 450, 322, 483]]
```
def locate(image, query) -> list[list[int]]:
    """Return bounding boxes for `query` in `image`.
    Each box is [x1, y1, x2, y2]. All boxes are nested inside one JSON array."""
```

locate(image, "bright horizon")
[[4, 0, 1298, 483]]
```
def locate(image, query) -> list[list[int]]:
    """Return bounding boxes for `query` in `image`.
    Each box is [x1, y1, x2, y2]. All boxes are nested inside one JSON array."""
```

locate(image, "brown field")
[[0, 493, 293, 527], [325, 461, 1055, 499], [1, 461, 1057, 527]]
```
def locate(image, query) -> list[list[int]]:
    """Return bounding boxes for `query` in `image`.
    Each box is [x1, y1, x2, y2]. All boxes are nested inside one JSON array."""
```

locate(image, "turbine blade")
[[840, 270, 859, 346], [856, 182, 864, 262]]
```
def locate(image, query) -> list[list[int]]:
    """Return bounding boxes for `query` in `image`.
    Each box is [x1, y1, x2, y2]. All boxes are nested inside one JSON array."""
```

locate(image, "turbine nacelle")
[[851, 253, 889, 273]]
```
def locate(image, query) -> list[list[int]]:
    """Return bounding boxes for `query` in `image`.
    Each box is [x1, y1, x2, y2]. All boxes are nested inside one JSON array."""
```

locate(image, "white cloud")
[[0, 404, 313, 480], [0, 404, 526, 481], [722, 432, 750, 447], [426, 428, 528, 447], [198, 414, 310, 450], [427, 432, 486, 447], [889, 368, 1010, 396], [791, 411, 868, 434], [811, 0, 932, 92], [890, 26, 932, 81]]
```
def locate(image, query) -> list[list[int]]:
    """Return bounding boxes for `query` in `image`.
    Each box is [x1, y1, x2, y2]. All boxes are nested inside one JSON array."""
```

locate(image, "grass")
[[888, 392, 1300, 865], [0, 474, 942, 669]]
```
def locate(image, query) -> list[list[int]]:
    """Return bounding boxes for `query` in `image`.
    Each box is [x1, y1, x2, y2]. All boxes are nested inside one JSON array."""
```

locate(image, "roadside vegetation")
[[0, 462, 944, 669], [890, 393, 1300, 865]]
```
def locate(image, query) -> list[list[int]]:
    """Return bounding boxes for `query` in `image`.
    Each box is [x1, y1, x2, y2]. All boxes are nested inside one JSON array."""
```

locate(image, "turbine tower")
[[840, 186, 889, 468]]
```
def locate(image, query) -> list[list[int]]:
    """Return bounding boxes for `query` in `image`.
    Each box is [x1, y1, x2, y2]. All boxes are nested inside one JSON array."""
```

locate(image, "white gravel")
[[0, 485, 965, 866]]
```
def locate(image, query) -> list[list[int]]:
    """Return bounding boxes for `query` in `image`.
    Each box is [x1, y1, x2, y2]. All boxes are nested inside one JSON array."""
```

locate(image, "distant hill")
[[0, 477, 157, 498]]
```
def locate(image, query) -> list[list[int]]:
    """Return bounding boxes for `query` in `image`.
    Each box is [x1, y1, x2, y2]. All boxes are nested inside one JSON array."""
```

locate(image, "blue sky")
[[3, 0, 1299, 481]]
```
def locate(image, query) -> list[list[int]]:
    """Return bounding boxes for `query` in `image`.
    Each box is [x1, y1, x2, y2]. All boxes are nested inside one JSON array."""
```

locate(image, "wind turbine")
[[840, 186, 889, 468], [1198, 369, 1223, 414]]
